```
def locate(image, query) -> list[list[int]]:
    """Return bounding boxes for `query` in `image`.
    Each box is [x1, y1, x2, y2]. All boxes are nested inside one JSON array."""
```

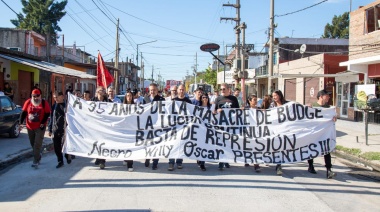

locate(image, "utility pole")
[[140, 52, 144, 91], [268, 0, 274, 95], [240, 22, 247, 106], [115, 18, 120, 92], [151, 65, 154, 83], [221, 0, 241, 88]]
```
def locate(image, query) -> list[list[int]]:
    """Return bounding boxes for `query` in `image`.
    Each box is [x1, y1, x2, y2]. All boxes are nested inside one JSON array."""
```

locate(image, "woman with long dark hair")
[[270, 90, 287, 176], [197, 93, 211, 171], [261, 95, 272, 109], [123, 91, 134, 171]]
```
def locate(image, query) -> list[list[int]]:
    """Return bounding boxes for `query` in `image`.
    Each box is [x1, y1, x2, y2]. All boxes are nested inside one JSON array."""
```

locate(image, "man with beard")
[[168, 84, 192, 171], [143, 83, 165, 170], [19, 89, 51, 168]]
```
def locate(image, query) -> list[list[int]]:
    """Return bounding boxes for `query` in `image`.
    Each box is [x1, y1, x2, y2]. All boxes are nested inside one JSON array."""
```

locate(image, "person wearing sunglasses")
[[19, 89, 51, 169], [214, 83, 239, 170]]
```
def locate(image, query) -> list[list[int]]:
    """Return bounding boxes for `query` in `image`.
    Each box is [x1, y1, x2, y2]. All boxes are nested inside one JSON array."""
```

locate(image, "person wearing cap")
[[19, 89, 51, 168], [308, 89, 337, 179]]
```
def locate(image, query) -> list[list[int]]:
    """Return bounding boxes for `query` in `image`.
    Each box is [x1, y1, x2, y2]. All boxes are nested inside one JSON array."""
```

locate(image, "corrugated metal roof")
[[0, 54, 96, 79], [279, 38, 349, 46]]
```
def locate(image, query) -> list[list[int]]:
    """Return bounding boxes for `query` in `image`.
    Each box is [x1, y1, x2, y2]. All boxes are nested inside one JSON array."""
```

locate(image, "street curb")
[[0, 142, 54, 171], [333, 150, 380, 172]]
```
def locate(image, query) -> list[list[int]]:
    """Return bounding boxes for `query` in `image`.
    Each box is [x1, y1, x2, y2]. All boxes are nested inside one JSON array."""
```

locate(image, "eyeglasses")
[[202, 97, 208, 99], [32, 94, 41, 97]]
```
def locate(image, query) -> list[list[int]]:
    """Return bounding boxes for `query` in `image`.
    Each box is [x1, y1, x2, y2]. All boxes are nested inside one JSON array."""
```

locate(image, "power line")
[[275, 0, 328, 17], [1, 0, 21, 18], [102, 1, 215, 42]]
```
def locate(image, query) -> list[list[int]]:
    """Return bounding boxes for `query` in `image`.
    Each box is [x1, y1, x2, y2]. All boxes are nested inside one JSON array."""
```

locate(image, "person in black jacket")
[[214, 83, 239, 170], [48, 91, 71, 168], [143, 83, 165, 170]]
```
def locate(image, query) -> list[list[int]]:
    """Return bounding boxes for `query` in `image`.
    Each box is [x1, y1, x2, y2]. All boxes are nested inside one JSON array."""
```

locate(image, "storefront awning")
[[340, 55, 380, 66], [0, 54, 96, 79]]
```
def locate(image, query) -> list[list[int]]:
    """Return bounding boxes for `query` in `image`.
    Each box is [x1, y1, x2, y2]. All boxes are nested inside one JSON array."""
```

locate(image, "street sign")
[[232, 44, 254, 51], [200, 43, 220, 52]]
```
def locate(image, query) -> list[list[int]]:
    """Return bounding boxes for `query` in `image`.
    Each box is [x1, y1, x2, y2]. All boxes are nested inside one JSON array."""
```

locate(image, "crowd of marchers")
[[18, 83, 336, 179]]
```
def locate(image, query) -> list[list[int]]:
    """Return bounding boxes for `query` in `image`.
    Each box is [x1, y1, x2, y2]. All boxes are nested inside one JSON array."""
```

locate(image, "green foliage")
[[336, 145, 361, 156], [197, 67, 217, 89], [11, 0, 68, 44], [322, 12, 349, 39], [361, 152, 380, 161]]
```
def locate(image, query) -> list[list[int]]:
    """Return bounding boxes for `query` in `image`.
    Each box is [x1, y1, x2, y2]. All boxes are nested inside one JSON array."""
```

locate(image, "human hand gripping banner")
[[64, 94, 337, 164]]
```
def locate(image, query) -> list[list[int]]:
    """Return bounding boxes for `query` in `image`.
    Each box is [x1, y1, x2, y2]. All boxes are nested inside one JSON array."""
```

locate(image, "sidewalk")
[[0, 129, 53, 169], [334, 118, 380, 171], [0, 120, 379, 171]]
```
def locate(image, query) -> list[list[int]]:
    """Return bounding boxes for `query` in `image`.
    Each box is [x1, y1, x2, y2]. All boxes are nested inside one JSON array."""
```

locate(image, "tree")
[[11, 0, 68, 45], [197, 67, 217, 89], [322, 12, 349, 39]]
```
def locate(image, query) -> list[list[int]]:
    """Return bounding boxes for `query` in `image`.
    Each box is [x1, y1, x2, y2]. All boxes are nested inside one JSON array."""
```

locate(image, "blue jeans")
[[169, 158, 183, 165]]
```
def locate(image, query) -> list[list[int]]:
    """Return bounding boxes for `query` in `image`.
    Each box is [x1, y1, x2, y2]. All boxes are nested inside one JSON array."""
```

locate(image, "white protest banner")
[[63, 93, 337, 164]]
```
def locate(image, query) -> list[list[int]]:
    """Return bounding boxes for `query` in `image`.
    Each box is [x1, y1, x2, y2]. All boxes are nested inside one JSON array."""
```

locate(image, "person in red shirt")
[[19, 89, 51, 168]]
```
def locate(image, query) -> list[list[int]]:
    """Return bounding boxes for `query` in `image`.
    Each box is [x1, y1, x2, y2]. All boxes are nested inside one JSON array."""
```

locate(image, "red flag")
[[97, 52, 114, 87]]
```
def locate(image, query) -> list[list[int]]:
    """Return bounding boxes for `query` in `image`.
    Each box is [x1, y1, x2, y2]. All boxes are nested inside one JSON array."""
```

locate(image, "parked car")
[[0, 94, 22, 138]]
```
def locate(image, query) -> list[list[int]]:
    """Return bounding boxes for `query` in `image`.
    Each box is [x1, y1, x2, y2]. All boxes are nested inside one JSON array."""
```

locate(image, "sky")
[[0, 0, 375, 81]]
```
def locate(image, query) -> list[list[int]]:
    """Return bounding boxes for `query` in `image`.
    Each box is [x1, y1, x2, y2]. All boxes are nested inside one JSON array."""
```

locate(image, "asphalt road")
[[0, 152, 379, 212]]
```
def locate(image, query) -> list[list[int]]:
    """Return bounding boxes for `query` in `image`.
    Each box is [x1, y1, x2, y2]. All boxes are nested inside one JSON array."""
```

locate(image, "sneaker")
[[244, 164, 250, 167], [31, 162, 39, 168], [177, 164, 183, 169], [200, 165, 206, 171], [128, 168, 134, 172], [276, 164, 282, 176], [152, 164, 158, 170], [123, 161, 128, 166], [197, 160, 201, 167], [254, 164, 261, 172], [168, 164, 174, 171], [225, 163, 230, 168], [95, 159, 100, 165], [218, 163, 224, 170], [56, 162, 64, 169], [327, 170, 337, 179], [308, 166, 317, 174], [99, 162, 105, 169], [145, 159, 150, 167]]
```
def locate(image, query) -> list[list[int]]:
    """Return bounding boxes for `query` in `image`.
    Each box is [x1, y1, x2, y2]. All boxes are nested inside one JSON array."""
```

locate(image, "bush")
[[361, 152, 380, 161]]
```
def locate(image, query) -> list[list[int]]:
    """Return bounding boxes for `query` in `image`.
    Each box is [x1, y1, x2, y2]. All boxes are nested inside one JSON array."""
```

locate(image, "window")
[[365, 4, 380, 33], [0, 97, 13, 112]]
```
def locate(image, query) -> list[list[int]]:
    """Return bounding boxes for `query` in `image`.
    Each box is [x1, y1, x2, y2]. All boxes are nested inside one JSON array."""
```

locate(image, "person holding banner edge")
[[143, 83, 165, 170], [270, 90, 288, 176], [92, 86, 112, 169], [122, 90, 135, 171], [214, 83, 239, 170], [307, 89, 337, 179], [168, 84, 192, 171]]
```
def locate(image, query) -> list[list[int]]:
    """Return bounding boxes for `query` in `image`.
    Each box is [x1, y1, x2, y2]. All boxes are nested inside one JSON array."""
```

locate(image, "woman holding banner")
[[196, 92, 212, 171], [270, 90, 287, 176], [122, 91, 135, 172], [245, 94, 262, 172]]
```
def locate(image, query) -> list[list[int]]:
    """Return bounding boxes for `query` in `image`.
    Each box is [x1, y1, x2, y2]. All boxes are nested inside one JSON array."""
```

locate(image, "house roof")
[[278, 37, 349, 46], [0, 54, 96, 79]]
